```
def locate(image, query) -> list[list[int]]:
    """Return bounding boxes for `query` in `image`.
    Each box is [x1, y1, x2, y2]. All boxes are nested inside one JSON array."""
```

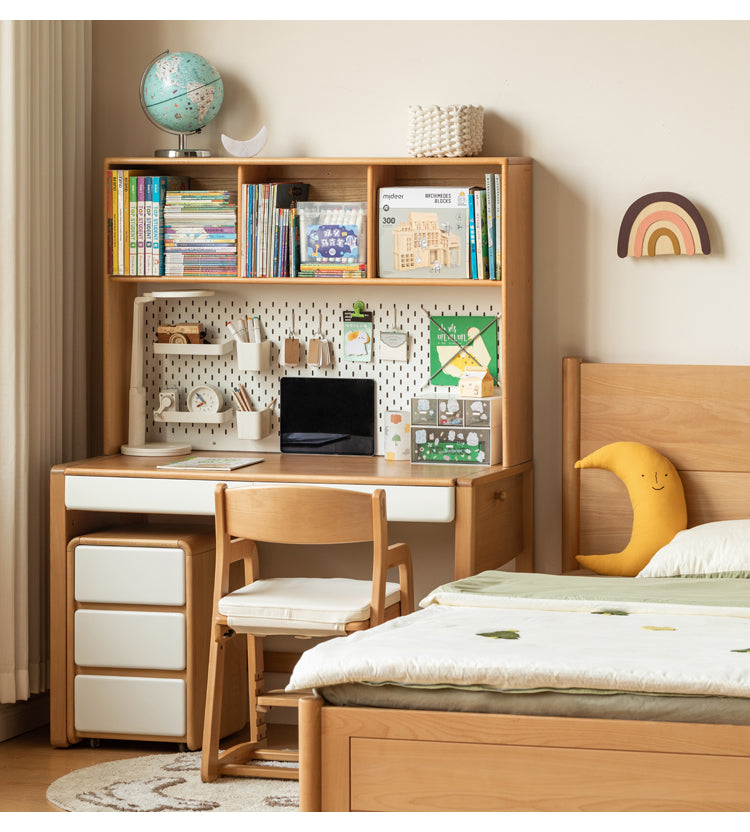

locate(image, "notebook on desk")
[[280, 377, 375, 456]]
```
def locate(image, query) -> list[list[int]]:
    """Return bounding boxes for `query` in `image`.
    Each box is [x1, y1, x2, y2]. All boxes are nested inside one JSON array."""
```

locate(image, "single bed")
[[293, 358, 750, 811]]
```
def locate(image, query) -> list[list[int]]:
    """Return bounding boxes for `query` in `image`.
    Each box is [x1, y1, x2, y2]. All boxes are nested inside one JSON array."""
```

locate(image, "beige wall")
[[92, 20, 750, 581]]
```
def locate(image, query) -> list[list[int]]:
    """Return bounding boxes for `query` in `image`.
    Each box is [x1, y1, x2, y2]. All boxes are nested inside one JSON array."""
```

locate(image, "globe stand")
[[155, 131, 211, 158]]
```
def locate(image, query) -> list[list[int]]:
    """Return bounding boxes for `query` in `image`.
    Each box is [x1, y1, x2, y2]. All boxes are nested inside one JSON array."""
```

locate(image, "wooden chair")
[[200, 483, 414, 783]]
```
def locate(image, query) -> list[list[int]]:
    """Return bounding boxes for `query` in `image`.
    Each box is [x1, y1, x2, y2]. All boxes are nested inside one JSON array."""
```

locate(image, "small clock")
[[186, 384, 224, 414]]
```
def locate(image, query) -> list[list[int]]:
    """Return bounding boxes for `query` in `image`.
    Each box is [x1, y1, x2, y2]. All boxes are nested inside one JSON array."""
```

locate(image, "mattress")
[[287, 571, 750, 724]]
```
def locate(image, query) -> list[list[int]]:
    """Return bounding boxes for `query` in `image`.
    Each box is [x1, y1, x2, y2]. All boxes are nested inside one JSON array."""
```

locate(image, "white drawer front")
[[74, 610, 186, 670], [74, 675, 186, 737], [74, 545, 186, 605], [65, 476, 456, 522]]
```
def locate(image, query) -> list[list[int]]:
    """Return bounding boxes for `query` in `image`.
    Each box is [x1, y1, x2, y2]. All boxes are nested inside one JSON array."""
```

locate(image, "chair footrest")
[[218, 762, 299, 781], [257, 688, 314, 708]]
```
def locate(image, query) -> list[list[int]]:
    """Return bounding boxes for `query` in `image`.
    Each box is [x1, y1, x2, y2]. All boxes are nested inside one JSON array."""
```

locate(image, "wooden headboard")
[[562, 357, 750, 573]]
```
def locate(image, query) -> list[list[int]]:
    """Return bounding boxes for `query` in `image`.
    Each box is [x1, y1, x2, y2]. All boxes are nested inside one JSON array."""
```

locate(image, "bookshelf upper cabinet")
[[103, 156, 532, 287], [101, 157, 532, 465]]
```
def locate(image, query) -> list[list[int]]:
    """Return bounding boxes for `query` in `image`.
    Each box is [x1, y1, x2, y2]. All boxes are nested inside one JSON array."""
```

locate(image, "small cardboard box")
[[457, 369, 494, 398]]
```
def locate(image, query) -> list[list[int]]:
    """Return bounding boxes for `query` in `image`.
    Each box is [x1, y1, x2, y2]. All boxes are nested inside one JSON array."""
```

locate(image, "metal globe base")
[[154, 132, 211, 158], [155, 148, 211, 158]]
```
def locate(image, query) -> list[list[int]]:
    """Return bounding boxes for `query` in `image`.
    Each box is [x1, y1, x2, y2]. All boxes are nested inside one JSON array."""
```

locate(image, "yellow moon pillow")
[[575, 441, 687, 577]]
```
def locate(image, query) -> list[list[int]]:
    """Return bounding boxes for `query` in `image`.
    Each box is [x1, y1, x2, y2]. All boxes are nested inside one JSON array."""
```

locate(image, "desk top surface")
[[53, 452, 511, 488]]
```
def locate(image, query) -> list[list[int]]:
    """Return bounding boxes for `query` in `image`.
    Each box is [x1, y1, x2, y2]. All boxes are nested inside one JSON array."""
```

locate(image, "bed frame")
[[297, 357, 750, 811]]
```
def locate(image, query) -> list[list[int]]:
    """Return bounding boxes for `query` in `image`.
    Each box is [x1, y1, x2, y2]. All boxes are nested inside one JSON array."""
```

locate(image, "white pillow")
[[637, 519, 750, 578]]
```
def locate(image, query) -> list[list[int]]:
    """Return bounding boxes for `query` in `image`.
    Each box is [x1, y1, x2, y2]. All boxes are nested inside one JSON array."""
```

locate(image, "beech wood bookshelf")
[[102, 156, 533, 470]]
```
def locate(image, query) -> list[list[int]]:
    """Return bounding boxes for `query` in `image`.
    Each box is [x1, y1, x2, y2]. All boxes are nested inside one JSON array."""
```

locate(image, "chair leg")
[[201, 624, 229, 783], [247, 634, 265, 745]]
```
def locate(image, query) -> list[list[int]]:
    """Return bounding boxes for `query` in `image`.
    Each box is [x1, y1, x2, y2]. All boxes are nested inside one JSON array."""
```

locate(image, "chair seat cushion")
[[219, 577, 402, 635]]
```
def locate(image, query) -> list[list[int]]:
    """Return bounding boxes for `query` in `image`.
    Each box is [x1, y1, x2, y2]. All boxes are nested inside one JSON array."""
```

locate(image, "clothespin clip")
[[343, 301, 373, 362]]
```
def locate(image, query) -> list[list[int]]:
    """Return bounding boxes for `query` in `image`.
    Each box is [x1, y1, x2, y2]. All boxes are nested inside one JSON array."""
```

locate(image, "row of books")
[[239, 182, 310, 278], [164, 191, 237, 277], [377, 176, 502, 280], [106, 169, 189, 276]]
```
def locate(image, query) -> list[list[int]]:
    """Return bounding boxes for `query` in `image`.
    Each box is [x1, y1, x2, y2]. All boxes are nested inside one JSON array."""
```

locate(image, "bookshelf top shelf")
[[104, 156, 531, 168]]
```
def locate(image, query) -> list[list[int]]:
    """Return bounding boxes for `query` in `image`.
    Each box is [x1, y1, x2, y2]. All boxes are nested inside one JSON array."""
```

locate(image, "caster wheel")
[[177, 743, 188, 752], [89, 738, 101, 748]]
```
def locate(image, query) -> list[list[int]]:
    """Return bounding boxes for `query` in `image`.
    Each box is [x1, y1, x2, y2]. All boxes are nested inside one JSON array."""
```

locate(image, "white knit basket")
[[408, 105, 484, 158]]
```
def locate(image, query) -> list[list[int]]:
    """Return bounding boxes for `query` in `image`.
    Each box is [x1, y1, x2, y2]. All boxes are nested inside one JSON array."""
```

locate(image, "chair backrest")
[[216, 484, 386, 546], [213, 483, 412, 628]]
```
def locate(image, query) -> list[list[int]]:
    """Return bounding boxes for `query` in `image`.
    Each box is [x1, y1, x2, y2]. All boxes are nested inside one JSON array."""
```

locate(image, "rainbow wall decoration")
[[617, 192, 711, 258]]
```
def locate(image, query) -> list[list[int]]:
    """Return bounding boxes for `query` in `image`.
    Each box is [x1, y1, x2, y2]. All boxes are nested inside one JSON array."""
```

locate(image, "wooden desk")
[[50, 452, 533, 747]]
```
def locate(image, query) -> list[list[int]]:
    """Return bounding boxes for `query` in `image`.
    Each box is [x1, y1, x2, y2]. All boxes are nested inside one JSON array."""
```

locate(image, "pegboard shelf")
[[153, 340, 235, 356], [153, 409, 234, 425]]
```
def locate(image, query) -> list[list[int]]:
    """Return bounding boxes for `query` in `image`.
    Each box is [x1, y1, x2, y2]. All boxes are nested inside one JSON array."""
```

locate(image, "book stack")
[[106, 170, 190, 276], [163, 191, 237, 277], [378, 177, 502, 279], [240, 182, 310, 277]]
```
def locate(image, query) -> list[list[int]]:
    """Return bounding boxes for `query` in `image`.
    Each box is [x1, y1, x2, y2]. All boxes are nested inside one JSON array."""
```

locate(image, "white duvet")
[[286, 572, 750, 698]]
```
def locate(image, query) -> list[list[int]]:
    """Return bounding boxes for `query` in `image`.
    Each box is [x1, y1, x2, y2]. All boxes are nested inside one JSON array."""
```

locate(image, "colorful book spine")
[[290, 208, 299, 277], [237, 185, 249, 277], [136, 177, 146, 275], [114, 171, 123, 274], [493, 173, 502, 279], [112, 171, 120, 274], [280, 209, 290, 277], [122, 171, 131, 275], [473, 191, 484, 280], [468, 193, 478, 279], [117, 170, 125, 274], [477, 190, 489, 279], [485, 173, 496, 281], [127, 173, 138, 274], [151, 176, 161, 275], [144, 177, 153, 276], [106, 170, 114, 274]]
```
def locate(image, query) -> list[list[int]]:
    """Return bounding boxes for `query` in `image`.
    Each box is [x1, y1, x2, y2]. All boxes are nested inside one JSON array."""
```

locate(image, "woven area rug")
[[46, 751, 299, 812]]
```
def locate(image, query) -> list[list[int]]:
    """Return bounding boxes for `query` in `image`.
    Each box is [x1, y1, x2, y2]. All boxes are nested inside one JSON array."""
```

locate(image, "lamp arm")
[[127, 296, 156, 447]]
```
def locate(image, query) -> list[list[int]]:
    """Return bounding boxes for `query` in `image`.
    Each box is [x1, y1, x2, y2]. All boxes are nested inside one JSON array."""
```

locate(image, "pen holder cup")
[[236, 408, 272, 441], [237, 340, 271, 372]]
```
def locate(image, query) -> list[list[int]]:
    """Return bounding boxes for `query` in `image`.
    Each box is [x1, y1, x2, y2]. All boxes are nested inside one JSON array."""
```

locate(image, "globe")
[[140, 51, 224, 156]]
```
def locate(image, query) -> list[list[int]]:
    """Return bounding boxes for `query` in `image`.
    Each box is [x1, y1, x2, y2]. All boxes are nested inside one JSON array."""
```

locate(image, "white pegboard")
[[143, 283, 503, 455]]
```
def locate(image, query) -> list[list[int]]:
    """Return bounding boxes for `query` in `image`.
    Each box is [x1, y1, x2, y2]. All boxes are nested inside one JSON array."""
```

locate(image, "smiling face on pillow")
[[575, 441, 687, 576]]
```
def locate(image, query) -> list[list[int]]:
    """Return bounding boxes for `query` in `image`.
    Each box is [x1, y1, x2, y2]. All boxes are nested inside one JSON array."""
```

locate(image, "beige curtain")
[[0, 21, 90, 703]]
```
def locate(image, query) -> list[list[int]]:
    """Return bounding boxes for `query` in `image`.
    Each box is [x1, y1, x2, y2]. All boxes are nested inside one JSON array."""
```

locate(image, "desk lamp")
[[121, 290, 214, 456]]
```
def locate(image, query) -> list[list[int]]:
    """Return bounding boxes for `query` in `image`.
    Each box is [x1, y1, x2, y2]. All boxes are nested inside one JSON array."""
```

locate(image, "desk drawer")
[[74, 610, 186, 669], [74, 675, 186, 737], [74, 545, 186, 605], [65, 476, 456, 522]]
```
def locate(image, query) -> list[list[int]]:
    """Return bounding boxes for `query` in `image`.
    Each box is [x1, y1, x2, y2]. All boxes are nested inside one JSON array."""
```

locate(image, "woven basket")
[[408, 105, 484, 158]]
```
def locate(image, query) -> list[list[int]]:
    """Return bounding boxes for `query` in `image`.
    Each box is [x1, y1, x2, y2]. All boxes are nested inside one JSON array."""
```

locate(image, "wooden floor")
[[0, 722, 295, 812], [0, 724, 158, 811]]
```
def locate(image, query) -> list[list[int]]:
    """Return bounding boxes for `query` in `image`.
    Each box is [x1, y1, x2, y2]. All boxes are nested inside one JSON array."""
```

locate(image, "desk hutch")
[[50, 156, 533, 749]]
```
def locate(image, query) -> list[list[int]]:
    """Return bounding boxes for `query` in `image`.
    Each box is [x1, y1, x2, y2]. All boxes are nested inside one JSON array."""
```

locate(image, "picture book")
[[428, 315, 498, 386], [378, 187, 471, 279], [475, 189, 489, 279], [156, 456, 264, 471]]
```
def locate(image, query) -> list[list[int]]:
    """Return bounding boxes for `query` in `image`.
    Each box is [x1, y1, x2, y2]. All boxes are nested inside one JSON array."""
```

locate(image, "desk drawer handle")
[[494, 491, 507, 502]]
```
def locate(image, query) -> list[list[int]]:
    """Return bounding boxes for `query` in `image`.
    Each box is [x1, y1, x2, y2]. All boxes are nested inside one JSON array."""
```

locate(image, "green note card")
[[429, 315, 498, 386]]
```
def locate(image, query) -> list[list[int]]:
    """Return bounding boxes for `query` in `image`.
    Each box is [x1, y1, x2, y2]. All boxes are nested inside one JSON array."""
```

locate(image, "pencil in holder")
[[236, 408, 272, 441], [237, 340, 271, 372]]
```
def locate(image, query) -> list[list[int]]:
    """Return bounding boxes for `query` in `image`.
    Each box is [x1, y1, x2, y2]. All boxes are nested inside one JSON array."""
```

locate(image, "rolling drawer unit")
[[66, 526, 246, 749]]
